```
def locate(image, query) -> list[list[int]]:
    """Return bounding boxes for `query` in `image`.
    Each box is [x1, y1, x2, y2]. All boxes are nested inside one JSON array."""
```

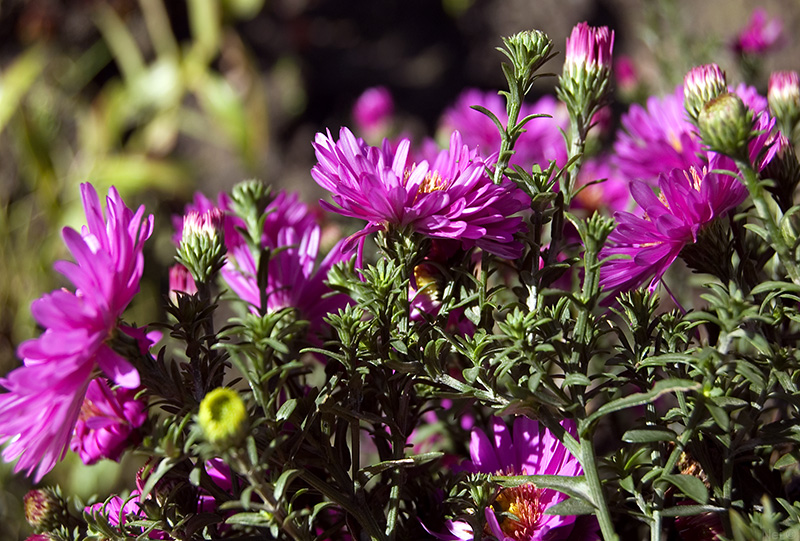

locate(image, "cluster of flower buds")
[[499, 29, 554, 93]]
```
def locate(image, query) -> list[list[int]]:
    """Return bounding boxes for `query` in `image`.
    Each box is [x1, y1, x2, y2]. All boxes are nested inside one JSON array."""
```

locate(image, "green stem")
[[579, 435, 618, 540], [736, 159, 800, 284], [493, 86, 523, 184]]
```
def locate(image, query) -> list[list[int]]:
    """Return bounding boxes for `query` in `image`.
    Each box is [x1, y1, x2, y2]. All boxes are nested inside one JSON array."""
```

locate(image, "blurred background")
[[0, 0, 798, 538]]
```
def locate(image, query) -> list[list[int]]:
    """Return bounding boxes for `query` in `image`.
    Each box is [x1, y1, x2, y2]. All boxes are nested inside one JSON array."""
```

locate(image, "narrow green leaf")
[[493, 475, 592, 503], [660, 504, 725, 517], [225, 511, 272, 526], [622, 428, 677, 443], [545, 497, 595, 516], [274, 469, 300, 502], [276, 399, 297, 423], [662, 474, 708, 504], [585, 379, 700, 426]]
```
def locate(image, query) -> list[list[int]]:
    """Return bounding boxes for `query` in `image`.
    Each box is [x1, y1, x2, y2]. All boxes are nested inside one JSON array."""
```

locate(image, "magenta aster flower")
[[613, 86, 705, 183], [438, 416, 595, 541], [438, 89, 569, 170], [600, 156, 748, 296], [221, 191, 352, 333], [0, 183, 152, 481], [572, 155, 630, 215], [353, 86, 394, 138], [70, 378, 147, 465], [731, 8, 785, 56], [312, 127, 529, 259]]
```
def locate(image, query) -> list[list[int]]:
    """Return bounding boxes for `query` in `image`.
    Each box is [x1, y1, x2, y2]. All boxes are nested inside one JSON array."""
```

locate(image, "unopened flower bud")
[[697, 92, 753, 160], [168, 263, 198, 303], [684, 64, 728, 124], [177, 208, 226, 284], [768, 70, 800, 138], [501, 29, 554, 85], [762, 131, 800, 211], [557, 22, 614, 124], [24, 487, 68, 533], [198, 387, 247, 448]]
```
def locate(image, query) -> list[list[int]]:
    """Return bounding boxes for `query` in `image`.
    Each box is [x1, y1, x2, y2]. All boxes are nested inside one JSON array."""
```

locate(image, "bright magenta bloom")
[[438, 88, 569, 170], [600, 157, 747, 296], [311, 128, 529, 259], [731, 8, 785, 55], [0, 183, 153, 481], [439, 416, 593, 540], [221, 192, 351, 333], [70, 378, 147, 465], [613, 87, 705, 183], [353, 86, 394, 137], [564, 21, 614, 74]]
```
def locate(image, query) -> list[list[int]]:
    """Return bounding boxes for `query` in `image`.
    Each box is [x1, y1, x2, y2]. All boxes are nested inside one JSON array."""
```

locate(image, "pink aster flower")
[[600, 156, 748, 296], [439, 89, 569, 169], [311, 127, 529, 259], [731, 8, 785, 56], [87, 490, 167, 539], [70, 378, 147, 465], [438, 416, 595, 540], [353, 86, 394, 139], [572, 155, 631, 215], [0, 183, 152, 481], [613, 86, 705, 183], [221, 192, 352, 334]]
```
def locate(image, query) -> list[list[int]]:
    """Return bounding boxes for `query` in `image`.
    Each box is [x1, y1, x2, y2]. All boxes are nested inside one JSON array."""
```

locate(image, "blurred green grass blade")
[[90, 154, 190, 193], [188, 0, 221, 62], [0, 46, 46, 134], [139, 0, 179, 59], [94, 3, 146, 81]]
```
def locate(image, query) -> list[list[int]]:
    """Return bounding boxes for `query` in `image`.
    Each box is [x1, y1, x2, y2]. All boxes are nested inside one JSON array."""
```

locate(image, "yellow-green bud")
[[24, 487, 68, 533], [697, 93, 754, 160], [198, 387, 247, 447]]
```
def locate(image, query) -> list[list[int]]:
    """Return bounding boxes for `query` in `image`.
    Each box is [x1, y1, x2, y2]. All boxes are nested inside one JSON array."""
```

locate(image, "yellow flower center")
[[403, 164, 449, 201], [494, 482, 545, 539]]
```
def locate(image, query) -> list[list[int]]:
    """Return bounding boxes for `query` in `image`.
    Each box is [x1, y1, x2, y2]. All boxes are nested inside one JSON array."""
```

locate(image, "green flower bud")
[[684, 64, 728, 125], [176, 208, 227, 284], [500, 30, 554, 87], [697, 93, 754, 160], [24, 487, 68, 533], [198, 387, 247, 448]]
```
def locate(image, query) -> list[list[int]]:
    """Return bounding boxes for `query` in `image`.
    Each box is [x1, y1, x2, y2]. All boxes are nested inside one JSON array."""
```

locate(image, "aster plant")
[[5, 14, 800, 541]]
